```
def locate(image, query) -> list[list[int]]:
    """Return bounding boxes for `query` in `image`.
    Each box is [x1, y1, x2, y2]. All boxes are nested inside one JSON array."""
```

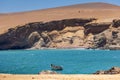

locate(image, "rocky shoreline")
[[39, 67, 120, 75], [94, 67, 120, 74], [0, 18, 120, 50]]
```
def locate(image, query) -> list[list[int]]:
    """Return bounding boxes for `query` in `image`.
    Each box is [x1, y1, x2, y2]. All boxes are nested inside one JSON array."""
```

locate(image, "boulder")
[[94, 70, 105, 74], [94, 67, 120, 74]]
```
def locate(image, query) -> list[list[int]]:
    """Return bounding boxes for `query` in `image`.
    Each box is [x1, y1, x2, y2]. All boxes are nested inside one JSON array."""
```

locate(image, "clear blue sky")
[[0, 0, 120, 13]]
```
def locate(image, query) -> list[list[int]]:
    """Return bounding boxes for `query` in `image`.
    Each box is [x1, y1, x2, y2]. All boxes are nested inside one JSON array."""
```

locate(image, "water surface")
[[0, 49, 120, 74]]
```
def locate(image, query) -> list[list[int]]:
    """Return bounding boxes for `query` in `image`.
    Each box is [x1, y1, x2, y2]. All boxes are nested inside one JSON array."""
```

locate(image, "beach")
[[1, 2, 120, 80], [0, 74, 120, 80]]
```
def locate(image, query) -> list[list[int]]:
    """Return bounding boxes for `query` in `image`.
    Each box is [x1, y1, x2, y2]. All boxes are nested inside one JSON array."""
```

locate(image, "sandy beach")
[[0, 74, 120, 80]]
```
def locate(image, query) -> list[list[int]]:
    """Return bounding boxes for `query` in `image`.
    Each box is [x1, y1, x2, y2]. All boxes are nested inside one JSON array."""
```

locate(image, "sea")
[[0, 49, 120, 74]]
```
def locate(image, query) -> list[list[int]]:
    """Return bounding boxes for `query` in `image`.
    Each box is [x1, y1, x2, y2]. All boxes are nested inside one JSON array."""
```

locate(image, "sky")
[[0, 0, 120, 13]]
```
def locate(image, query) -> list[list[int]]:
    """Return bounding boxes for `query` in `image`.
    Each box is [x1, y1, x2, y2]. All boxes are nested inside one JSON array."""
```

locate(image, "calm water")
[[0, 49, 120, 74]]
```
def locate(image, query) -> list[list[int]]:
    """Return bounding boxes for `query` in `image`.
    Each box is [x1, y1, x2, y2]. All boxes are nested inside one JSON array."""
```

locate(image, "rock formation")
[[0, 18, 120, 50], [84, 22, 111, 35], [92, 19, 120, 50], [113, 19, 120, 27], [39, 70, 58, 74], [94, 67, 120, 74]]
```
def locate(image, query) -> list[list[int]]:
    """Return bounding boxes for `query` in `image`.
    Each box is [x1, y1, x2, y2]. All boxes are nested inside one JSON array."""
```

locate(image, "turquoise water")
[[0, 49, 120, 74]]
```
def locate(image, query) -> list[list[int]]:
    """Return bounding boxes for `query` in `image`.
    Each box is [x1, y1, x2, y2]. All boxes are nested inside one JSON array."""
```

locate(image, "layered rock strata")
[[0, 18, 120, 50]]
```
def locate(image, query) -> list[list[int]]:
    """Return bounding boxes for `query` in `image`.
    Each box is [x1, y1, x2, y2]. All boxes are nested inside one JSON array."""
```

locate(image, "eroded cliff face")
[[0, 18, 120, 50], [92, 19, 120, 50]]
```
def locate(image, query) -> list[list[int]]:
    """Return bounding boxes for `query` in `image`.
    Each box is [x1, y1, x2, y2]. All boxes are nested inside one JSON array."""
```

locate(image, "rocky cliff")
[[0, 18, 120, 50]]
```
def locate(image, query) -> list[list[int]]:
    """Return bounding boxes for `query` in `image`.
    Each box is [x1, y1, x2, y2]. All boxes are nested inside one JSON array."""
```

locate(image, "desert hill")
[[0, 2, 120, 34], [60, 2, 120, 9], [1, 2, 120, 50]]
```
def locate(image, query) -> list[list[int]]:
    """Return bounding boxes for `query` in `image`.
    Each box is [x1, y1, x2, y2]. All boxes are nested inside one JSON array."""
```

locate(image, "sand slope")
[[0, 74, 120, 80], [60, 2, 120, 9], [0, 2, 120, 33]]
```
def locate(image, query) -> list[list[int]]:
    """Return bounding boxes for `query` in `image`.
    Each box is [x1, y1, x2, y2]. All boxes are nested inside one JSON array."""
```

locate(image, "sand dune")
[[0, 2, 120, 34]]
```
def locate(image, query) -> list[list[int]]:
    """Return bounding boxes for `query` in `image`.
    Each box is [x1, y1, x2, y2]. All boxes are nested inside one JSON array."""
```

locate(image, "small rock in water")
[[39, 70, 58, 74]]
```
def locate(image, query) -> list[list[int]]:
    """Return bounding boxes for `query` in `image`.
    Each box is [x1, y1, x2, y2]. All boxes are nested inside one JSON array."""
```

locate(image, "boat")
[[50, 64, 63, 71]]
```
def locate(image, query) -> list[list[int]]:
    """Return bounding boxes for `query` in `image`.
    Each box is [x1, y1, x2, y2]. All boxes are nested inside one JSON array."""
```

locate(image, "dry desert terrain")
[[1, 2, 120, 80], [0, 2, 120, 34]]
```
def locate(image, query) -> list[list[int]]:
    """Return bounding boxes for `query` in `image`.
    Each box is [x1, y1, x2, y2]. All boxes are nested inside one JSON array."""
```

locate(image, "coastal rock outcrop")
[[92, 24, 120, 49], [0, 18, 96, 50], [94, 67, 120, 74], [1, 18, 120, 50]]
